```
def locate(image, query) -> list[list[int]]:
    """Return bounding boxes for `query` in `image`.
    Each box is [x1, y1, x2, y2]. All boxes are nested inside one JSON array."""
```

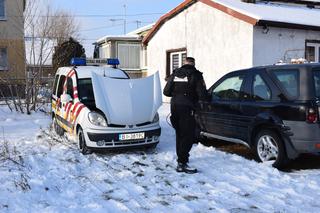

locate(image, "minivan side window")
[[272, 69, 299, 98], [313, 69, 320, 98], [253, 74, 271, 101], [57, 75, 66, 98], [67, 77, 73, 99], [213, 75, 244, 100], [53, 75, 60, 96]]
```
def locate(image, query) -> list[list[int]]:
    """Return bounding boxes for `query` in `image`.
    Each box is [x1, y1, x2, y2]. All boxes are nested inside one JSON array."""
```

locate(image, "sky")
[[47, 0, 184, 57]]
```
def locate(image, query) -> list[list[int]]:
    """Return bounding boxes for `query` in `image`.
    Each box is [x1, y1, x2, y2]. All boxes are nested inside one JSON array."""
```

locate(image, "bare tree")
[[24, 0, 79, 113], [0, 0, 79, 114]]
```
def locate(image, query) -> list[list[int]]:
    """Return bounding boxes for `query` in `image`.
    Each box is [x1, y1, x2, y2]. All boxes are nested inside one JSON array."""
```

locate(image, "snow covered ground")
[[0, 104, 320, 213]]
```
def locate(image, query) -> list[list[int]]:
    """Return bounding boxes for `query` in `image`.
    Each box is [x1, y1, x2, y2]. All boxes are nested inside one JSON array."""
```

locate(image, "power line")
[[7, 12, 165, 18], [79, 21, 153, 32]]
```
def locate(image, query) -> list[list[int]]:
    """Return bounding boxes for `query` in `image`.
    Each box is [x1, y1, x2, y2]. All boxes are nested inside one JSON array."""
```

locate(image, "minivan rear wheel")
[[254, 130, 288, 168], [53, 117, 64, 136]]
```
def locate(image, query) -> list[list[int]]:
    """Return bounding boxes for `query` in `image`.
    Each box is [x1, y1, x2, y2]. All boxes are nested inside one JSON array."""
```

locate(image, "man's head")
[[185, 57, 195, 66]]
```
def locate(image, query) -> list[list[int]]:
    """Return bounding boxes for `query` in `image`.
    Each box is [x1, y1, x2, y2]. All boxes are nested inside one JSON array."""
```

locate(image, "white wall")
[[253, 26, 320, 65], [147, 2, 254, 91], [99, 43, 111, 59]]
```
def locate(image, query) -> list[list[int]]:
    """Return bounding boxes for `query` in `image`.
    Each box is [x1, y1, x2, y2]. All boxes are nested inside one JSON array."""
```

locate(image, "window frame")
[[210, 72, 247, 101], [117, 42, 141, 70], [0, 47, 8, 71], [165, 48, 187, 80], [0, 0, 6, 20], [305, 40, 320, 63]]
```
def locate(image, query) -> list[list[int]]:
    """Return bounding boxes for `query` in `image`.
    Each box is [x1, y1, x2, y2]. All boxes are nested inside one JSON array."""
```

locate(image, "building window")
[[0, 47, 8, 71], [166, 48, 187, 79], [117, 43, 141, 70], [306, 41, 320, 62], [0, 0, 5, 19]]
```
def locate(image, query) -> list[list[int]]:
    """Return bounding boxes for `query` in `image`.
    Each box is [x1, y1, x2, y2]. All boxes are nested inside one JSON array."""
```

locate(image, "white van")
[[51, 58, 162, 154]]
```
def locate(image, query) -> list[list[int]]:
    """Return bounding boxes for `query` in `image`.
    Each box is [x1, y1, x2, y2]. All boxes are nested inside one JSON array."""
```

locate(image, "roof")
[[57, 66, 129, 79], [127, 23, 155, 36], [95, 35, 141, 45], [95, 23, 154, 45], [143, 0, 320, 45]]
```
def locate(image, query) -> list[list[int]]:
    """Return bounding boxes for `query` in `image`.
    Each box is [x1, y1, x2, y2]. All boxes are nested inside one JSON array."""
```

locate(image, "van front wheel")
[[78, 127, 92, 155]]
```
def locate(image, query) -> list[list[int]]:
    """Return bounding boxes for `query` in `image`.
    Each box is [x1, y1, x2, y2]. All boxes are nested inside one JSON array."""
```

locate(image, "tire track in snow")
[[41, 129, 149, 213]]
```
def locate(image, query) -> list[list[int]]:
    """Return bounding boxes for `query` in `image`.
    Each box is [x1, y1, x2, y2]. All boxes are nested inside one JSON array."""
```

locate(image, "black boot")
[[176, 163, 197, 174]]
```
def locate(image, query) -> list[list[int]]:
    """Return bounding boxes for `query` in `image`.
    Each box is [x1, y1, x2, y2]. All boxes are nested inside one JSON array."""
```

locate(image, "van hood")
[[91, 72, 162, 126]]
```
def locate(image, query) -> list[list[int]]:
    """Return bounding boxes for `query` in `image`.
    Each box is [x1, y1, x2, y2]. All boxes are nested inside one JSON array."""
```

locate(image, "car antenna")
[[103, 68, 106, 77]]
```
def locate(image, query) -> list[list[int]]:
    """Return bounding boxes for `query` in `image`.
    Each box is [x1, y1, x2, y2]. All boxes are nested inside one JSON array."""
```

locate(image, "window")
[[306, 41, 320, 62], [57, 75, 66, 98], [272, 69, 299, 98], [78, 79, 95, 103], [53, 75, 60, 95], [313, 69, 320, 98], [170, 51, 187, 73], [253, 74, 271, 101], [118, 43, 141, 69], [0, 0, 5, 19], [213, 75, 244, 100], [0, 47, 8, 70], [166, 49, 187, 78], [66, 78, 73, 99]]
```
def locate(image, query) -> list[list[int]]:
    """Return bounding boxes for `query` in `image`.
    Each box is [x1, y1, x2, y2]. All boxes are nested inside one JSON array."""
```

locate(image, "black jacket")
[[163, 64, 208, 108]]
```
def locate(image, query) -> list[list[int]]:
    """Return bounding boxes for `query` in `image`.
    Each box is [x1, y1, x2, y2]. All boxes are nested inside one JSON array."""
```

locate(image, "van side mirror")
[[61, 94, 73, 103]]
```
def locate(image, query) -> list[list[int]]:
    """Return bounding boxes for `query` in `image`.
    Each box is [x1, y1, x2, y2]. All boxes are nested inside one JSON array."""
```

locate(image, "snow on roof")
[[95, 23, 154, 44], [143, 0, 320, 45], [95, 34, 140, 44], [127, 23, 155, 36], [212, 0, 320, 27]]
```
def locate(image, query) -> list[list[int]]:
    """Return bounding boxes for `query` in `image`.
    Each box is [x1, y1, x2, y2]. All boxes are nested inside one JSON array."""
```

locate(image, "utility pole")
[[135, 20, 142, 29], [123, 4, 127, 35]]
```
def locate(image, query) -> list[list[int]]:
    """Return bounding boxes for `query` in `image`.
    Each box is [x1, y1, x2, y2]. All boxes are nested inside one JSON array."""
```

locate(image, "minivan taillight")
[[307, 108, 318, 123]]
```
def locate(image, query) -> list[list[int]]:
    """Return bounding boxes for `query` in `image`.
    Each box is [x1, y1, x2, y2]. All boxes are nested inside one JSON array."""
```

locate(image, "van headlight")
[[152, 112, 159, 123], [88, 112, 107, 127]]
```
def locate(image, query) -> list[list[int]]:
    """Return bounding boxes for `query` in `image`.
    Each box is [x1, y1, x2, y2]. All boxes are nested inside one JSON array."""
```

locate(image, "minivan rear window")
[[272, 69, 299, 98], [313, 69, 320, 98]]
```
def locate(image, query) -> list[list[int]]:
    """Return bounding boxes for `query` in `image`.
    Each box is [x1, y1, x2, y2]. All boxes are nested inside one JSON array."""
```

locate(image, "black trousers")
[[170, 104, 196, 164]]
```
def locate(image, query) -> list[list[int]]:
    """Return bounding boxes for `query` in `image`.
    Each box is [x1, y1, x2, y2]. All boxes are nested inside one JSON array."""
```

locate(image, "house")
[[0, 0, 25, 80], [25, 37, 56, 78], [143, 0, 320, 88], [94, 23, 154, 78]]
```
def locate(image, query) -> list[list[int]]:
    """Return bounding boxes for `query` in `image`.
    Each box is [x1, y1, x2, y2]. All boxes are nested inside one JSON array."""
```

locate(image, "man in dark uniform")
[[163, 57, 207, 174]]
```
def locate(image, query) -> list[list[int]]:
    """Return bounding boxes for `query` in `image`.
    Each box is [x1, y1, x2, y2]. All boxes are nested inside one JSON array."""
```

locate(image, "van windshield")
[[313, 69, 320, 98], [78, 78, 95, 108]]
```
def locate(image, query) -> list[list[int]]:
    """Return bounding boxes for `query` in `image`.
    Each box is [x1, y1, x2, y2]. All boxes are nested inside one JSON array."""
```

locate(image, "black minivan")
[[196, 63, 320, 168]]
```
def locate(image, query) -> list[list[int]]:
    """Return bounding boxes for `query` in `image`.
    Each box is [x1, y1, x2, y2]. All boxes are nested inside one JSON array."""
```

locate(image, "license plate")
[[119, 132, 145, 141]]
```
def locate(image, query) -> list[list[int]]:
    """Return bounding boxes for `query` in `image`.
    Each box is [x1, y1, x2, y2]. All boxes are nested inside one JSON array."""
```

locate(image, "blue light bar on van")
[[70, 58, 86, 66], [107, 58, 120, 66]]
